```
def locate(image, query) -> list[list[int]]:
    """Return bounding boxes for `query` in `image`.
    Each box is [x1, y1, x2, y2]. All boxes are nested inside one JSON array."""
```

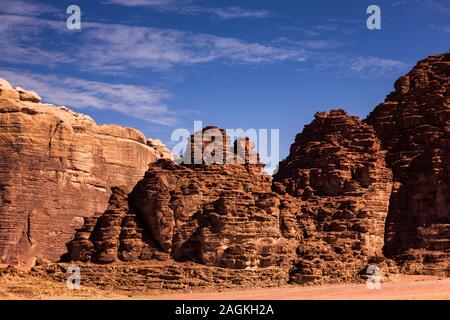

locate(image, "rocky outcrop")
[[68, 186, 165, 264], [274, 109, 394, 284], [12, 51, 450, 287], [70, 127, 298, 270], [69, 121, 395, 284], [0, 77, 172, 269], [365, 52, 450, 274]]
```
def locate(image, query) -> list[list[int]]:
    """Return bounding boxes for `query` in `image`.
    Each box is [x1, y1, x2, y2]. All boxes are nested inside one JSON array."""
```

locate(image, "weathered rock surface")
[[365, 52, 450, 274], [68, 186, 165, 264], [70, 127, 298, 270], [274, 109, 394, 284], [6, 51, 450, 288], [70, 121, 396, 285], [0, 77, 172, 269]]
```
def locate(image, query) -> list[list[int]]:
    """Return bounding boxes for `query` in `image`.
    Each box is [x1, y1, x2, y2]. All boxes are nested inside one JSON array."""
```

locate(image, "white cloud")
[[286, 24, 358, 37], [275, 37, 341, 49], [1, 70, 177, 126], [390, 0, 410, 7], [190, 6, 269, 20], [0, 14, 307, 72], [424, 0, 450, 14], [103, 0, 270, 20], [348, 57, 408, 77], [316, 55, 409, 78], [0, 0, 58, 16], [103, 0, 178, 6], [80, 22, 307, 71], [0, 15, 71, 65], [390, 0, 450, 14], [429, 24, 450, 33]]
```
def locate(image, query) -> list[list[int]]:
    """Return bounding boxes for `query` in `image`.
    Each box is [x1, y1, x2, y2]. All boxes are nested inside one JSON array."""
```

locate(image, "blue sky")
[[0, 0, 449, 164]]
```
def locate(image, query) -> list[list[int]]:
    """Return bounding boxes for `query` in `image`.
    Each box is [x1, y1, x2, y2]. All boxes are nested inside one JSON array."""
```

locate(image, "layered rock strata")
[[5, 51, 450, 286], [365, 52, 450, 274], [70, 127, 298, 270], [70, 121, 395, 284], [0, 78, 171, 269], [274, 109, 394, 284]]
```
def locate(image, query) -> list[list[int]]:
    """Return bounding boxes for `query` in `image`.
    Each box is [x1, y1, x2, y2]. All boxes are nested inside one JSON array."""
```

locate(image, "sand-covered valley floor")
[[1, 271, 449, 300]]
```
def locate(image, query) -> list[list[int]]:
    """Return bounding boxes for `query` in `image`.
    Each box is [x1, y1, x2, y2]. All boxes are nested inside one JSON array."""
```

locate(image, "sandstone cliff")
[[365, 52, 450, 274], [69, 123, 393, 285], [274, 109, 393, 284], [4, 51, 450, 288], [69, 127, 298, 270], [0, 77, 171, 269]]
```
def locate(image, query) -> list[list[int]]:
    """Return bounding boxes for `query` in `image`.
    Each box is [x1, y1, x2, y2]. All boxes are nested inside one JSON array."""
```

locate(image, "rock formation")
[[0, 77, 171, 269], [365, 52, 450, 274], [70, 127, 298, 270], [274, 109, 393, 284], [3, 51, 450, 288], [69, 120, 396, 285]]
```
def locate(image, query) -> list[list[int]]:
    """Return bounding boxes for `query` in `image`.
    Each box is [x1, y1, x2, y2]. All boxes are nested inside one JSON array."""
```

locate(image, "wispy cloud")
[[316, 55, 409, 78], [282, 22, 359, 37], [0, 14, 307, 72], [103, 0, 270, 20], [275, 37, 341, 49], [0, 0, 58, 16], [1, 70, 177, 126], [348, 57, 408, 77], [390, 0, 411, 7], [0, 6, 408, 82], [391, 0, 450, 14], [429, 24, 450, 33], [80, 22, 307, 72], [424, 0, 450, 14], [184, 6, 269, 20], [0, 15, 71, 65], [304, 24, 339, 37]]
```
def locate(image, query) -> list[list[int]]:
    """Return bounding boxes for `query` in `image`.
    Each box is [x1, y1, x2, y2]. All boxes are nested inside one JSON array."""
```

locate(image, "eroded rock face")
[[274, 109, 393, 284], [0, 77, 171, 269], [68, 186, 165, 264], [70, 119, 394, 284], [70, 128, 298, 270], [49, 52, 450, 285], [365, 52, 450, 273]]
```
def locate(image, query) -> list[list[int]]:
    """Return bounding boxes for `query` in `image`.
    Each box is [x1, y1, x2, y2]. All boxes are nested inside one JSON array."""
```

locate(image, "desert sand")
[[1, 273, 449, 300]]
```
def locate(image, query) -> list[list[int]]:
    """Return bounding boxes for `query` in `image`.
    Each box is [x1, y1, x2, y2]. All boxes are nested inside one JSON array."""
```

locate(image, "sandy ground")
[[150, 275, 450, 300], [1, 273, 450, 300]]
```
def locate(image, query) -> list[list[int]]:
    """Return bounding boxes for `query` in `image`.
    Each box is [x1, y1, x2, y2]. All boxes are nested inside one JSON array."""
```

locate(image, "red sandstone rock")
[[69, 118, 394, 284], [70, 129, 298, 270], [274, 109, 393, 284], [0, 77, 172, 269], [6, 51, 450, 288], [365, 52, 450, 274]]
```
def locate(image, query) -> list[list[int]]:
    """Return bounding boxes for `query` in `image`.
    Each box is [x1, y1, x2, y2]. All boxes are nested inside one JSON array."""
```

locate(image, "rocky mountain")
[[68, 122, 393, 285], [365, 52, 450, 274], [0, 78, 171, 269], [69, 127, 298, 270], [274, 109, 394, 283], [1, 51, 449, 288]]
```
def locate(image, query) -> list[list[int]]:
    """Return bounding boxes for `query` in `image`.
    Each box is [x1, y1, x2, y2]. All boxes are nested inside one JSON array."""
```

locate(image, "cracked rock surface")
[[0, 78, 171, 269]]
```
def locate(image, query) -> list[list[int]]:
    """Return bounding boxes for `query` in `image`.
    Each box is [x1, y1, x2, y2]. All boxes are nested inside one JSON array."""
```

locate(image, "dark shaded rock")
[[365, 51, 450, 274], [274, 109, 393, 284]]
